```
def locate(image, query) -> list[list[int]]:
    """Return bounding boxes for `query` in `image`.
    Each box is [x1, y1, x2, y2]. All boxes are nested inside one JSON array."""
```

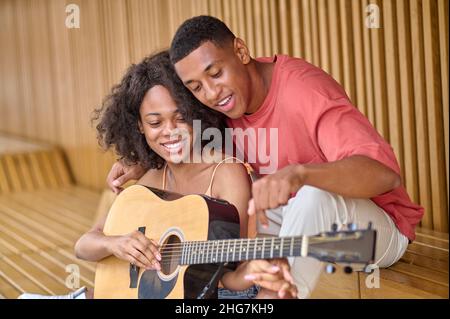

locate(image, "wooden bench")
[[1, 187, 447, 298], [0, 133, 72, 194], [0, 134, 447, 298], [0, 134, 98, 298], [0, 187, 99, 298]]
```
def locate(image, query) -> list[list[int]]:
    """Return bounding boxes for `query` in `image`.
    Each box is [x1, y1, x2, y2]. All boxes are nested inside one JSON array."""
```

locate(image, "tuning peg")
[[347, 223, 357, 231], [331, 223, 338, 232], [325, 264, 336, 274], [343, 266, 353, 274]]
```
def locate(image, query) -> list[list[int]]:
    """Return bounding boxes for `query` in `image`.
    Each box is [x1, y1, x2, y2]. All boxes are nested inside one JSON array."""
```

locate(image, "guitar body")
[[94, 185, 240, 299]]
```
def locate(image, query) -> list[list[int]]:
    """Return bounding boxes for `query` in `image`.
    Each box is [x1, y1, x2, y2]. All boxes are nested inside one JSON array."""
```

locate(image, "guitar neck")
[[177, 236, 309, 266]]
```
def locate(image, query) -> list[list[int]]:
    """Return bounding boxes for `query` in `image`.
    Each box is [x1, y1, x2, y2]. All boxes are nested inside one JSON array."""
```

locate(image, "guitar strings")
[[148, 246, 328, 266], [158, 239, 304, 256], [135, 236, 361, 265], [149, 241, 308, 262], [156, 241, 329, 260], [156, 236, 358, 258], [157, 234, 359, 248], [158, 245, 306, 257]]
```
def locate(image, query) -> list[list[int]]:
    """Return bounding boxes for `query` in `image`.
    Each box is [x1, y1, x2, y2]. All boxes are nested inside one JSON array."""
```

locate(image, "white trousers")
[[257, 186, 409, 299]]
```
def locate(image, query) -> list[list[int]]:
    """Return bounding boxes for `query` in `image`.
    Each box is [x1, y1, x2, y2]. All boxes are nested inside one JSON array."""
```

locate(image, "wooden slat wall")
[[0, 0, 447, 232]]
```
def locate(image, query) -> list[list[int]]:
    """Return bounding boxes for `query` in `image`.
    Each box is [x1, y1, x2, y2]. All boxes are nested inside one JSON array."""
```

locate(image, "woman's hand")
[[107, 160, 147, 194], [244, 258, 298, 298], [108, 230, 161, 270]]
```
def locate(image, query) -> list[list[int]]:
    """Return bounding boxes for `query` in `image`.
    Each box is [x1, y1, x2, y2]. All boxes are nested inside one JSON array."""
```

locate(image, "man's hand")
[[107, 160, 146, 194], [248, 164, 304, 228], [247, 156, 401, 228], [244, 258, 297, 298]]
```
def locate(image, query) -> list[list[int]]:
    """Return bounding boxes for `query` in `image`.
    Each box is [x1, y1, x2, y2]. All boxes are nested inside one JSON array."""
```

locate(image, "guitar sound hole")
[[160, 234, 181, 276]]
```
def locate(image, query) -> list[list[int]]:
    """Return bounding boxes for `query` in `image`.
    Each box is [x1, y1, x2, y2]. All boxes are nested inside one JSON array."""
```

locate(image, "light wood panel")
[[0, 0, 447, 232], [437, 0, 449, 213], [396, 0, 419, 207], [422, 0, 447, 232], [362, 0, 376, 125]]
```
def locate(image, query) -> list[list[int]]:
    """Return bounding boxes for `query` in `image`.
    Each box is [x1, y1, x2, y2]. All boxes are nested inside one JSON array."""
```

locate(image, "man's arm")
[[300, 155, 401, 197], [106, 160, 147, 193], [248, 155, 401, 227]]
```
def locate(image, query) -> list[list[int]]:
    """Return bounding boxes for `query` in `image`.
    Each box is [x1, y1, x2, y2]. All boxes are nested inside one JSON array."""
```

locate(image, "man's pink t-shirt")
[[227, 55, 423, 241]]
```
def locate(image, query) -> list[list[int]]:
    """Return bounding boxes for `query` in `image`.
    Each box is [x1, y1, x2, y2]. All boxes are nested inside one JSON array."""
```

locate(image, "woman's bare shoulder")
[[212, 161, 252, 197]]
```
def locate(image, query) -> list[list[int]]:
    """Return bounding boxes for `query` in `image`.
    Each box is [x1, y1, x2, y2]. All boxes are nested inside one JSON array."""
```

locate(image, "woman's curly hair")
[[92, 50, 226, 170]]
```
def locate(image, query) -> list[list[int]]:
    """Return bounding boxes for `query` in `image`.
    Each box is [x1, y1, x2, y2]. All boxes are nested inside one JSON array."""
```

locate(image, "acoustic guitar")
[[94, 184, 376, 299]]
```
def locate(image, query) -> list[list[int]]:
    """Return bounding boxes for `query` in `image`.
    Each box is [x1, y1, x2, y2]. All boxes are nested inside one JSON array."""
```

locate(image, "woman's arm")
[[211, 162, 252, 238], [74, 169, 163, 268], [74, 213, 114, 261], [74, 214, 161, 270], [209, 162, 253, 290]]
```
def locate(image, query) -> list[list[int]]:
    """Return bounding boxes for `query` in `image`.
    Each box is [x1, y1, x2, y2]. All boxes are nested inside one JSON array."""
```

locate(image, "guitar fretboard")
[[177, 237, 305, 265]]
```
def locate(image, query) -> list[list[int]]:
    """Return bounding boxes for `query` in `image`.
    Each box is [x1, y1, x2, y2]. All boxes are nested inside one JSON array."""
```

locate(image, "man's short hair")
[[170, 15, 236, 64]]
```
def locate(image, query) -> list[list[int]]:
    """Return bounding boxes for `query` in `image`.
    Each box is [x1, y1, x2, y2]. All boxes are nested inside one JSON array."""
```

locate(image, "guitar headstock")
[[308, 222, 377, 269]]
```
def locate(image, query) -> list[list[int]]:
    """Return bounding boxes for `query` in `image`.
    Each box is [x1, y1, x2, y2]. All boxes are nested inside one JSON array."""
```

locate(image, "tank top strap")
[[204, 157, 254, 197], [162, 164, 168, 190]]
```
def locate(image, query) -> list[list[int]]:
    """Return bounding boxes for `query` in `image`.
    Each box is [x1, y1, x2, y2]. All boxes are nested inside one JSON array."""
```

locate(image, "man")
[[108, 16, 423, 298]]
